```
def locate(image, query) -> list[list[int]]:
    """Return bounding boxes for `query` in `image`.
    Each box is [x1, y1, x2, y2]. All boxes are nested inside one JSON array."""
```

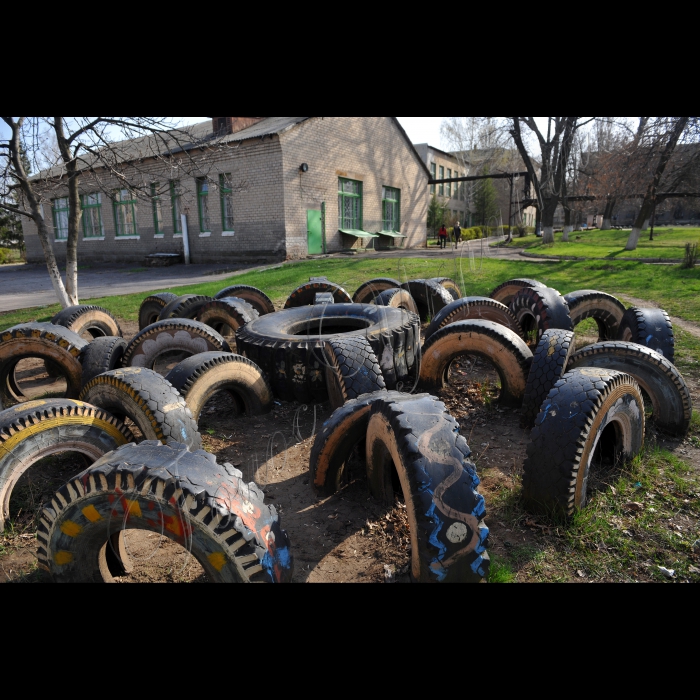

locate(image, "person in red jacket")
[[439, 224, 448, 250]]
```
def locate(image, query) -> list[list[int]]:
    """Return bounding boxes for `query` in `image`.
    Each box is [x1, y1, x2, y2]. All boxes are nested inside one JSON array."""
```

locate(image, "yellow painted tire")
[[51, 305, 122, 340]]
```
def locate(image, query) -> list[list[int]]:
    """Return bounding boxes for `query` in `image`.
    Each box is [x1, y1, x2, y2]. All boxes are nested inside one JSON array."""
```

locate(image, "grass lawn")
[[501, 227, 700, 261]]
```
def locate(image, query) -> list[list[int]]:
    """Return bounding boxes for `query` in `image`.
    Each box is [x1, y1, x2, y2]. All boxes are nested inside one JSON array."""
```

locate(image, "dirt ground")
[[2, 320, 699, 584]]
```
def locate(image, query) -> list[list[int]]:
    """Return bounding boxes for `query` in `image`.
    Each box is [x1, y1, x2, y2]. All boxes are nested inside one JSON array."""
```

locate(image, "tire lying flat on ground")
[[139, 293, 180, 331], [122, 319, 231, 371], [365, 394, 489, 583], [523, 368, 646, 518], [215, 285, 275, 316], [80, 337, 128, 389], [426, 297, 524, 342], [420, 320, 533, 407], [372, 288, 419, 315], [564, 290, 627, 341], [159, 295, 214, 322], [285, 281, 353, 308], [568, 341, 692, 436], [521, 329, 576, 429], [166, 352, 273, 422], [51, 305, 122, 340], [510, 286, 574, 341], [490, 278, 545, 306], [352, 278, 402, 305], [37, 441, 294, 583], [80, 367, 201, 451], [196, 298, 259, 341], [401, 280, 455, 323], [617, 307, 675, 364], [0, 399, 134, 531], [430, 277, 463, 301]]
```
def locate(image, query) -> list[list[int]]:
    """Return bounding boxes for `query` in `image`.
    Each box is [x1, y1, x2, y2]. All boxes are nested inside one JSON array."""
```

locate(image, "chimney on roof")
[[210, 117, 266, 136]]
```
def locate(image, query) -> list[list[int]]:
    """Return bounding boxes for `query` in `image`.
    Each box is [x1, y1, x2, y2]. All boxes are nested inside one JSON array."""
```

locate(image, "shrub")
[[0, 248, 13, 265], [682, 243, 698, 269]]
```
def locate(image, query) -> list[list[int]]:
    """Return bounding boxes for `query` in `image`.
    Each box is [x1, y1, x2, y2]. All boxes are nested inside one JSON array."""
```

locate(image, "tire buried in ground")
[[490, 278, 545, 306], [564, 290, 627, 342], [523, 368, 645, 518], [51, 305, 122, 340], [166, 352, 273, 422], [419, 320, 533, 407], [196, 298, 259, 343], [372, 289, 419, 315], [214, 285, 275, 316], [510, 286, 574, 341], [80, 367, 201, 451], [81, 337, 128, 389], [0, 399, 134, 531], [285, 281, 353, 308], [37, 441, 293, 583], [568, 341, 692, 436], [139, 293, 179, 331], [426, 297, 524, 342], [365, 394, 489, 583], [353, 278, 402, 305], [401, 280, 454, 323], [159, 295, 214, 322], [617, 307, 675, 364]]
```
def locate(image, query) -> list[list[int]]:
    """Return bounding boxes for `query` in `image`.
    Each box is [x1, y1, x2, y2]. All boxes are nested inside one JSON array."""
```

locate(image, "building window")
[[170, 181, 183, 234], [338, 178, 363, 230], [439, 166, 445, 196], [197, 178, 211, 233], [447, 169, 452, 198], [52, 198, 69, 240], [81, 193, 103, 239], [430, 163, 436, 194], [220, 174, 234, 232], [382, 186, 401, 232], [151, 184, 164, 236], [113, 189, 138, 237]]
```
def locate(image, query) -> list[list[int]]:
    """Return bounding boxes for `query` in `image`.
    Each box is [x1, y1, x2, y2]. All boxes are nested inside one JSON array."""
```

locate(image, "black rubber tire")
[[568, 342, 692, 436], [365, 394, 490, 583], [80, 337, 128, 389], [122, 319, 231, 371], [236, 304, 421, 403], [324, 337, 387, 411], [159, 295, 214, 321], [617, 307, 675, 365], [165, 352, 273, 422], [420, 320, 533, 408], [430, 277, 463, 301], [523, 368, 646, 517], [214, 285, 275, 316], [510, 286, 574, 341], [80, 367, 201, 451], [196, 298, 259, 343], [315, 293, 335, 305], [490, 278, 546, 306], [0, 323, 87, 406], [521, 329, 576, 429], [401, 279, 454, 322], [51, 305, 122, 340], [564, 290, 627, 341], [352, 278, 402, 305], [285, 281, 353, 308], [372, 288, 419, 315], [139, 293, 179, 331], [37, 441, 293, 584], [0, 399, 134, 531], [426, 297, 524, 342], [310, 391, 419, 496]]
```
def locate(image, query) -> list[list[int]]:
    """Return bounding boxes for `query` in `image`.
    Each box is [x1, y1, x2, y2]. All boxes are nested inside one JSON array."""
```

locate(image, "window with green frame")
[[447, 169, 452, 198], [220, 174, 234, 231], [151, 183, 164, 235], [113, 189, 138, 237], [81, 193, 103, 238], [52, 197, 69, 240], [197, 178, 212, 232], [382, 186, 401, 232], [170, 180, 182, 234], [439, 166, 445, 196], [430, 163, 436, 194], [338, 178, 362, 230]]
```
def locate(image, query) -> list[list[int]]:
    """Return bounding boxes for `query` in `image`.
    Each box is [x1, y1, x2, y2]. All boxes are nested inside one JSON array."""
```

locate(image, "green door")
[[307, 210, 323, 255]]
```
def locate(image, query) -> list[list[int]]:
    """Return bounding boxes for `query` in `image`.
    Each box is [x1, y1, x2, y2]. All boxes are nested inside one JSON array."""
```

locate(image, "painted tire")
[[166, 352, 273, 422], [80, 337, 128, 389], [568, 342, 692, 436], [401, 279, 454, 322], [564, 290, 627, 341], [214, 285, 275, 316], [196, 298, 259, 342], [426, 297, 524, 342], [159, 295, 214, 322], [521, 329, 576, 429], [0, 399, 133, 531], [122, 319, 231, 371], [80, 367, 201, 451], [365, 394, 489, 583], [37, 441, 293, 583], [51, 305, 122, 340], [372, 288, 419, 315], [617, 307, 675, 364], [490, 278, 545, 306], [324, 337, 387, 411], [352, 278, 402, 305], [138, 293, 179, 331], [419, 320, 533, 407], [285, 281, 353, 308], [310, 391, 418, 496], [236, 304, 421, 402], [430, 277, 463, 301], [510, 286, 574, 341], [523, 368, 645, 517]]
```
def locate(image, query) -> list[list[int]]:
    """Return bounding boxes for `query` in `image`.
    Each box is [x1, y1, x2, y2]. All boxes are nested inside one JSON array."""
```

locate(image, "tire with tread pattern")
[[37, 441, 293, 583], [617, 307, 675, 364], [139, 293, 179, 331], [430, 277, 463, 301], [372, 289, 419, 315], [80, 337, 128, 389], [51, 305, 122, 339], [490, 278, 545, 306], [214, 285, 275, 316], [564, 290, 627, 341], [159, 295, 214, 322], [401, 279, 454, 322], [353, 278, 402, 305], [568, 341, 691, 436], [196, 298, 259, 342], [523, 368, 645, 517], [365, 394, 489, 583], [510, 286, 573, 341], [426, 297, 524, 341], [285, 281, 352, 308]]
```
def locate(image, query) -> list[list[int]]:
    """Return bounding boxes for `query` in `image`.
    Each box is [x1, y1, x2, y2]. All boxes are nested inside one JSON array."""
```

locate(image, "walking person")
[[454, 221, 462, 246], [439, 224, 448, 250]]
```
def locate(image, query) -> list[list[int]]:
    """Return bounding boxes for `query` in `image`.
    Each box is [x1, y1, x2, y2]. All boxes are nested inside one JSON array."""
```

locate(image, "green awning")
[[376, 230, 407, 238], [340, 229, 379, 239]]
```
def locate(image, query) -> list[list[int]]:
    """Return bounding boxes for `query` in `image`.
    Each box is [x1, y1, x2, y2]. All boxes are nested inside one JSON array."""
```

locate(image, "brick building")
[[24, 117, 429, 265]]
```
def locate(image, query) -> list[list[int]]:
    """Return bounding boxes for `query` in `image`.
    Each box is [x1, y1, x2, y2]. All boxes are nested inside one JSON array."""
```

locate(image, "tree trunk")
[[642, 219, 650, 232], [626, 227, 643, 251], [541, 198, 558, 244], [602, 198, 617, 231], [562, 208, 571, 242], [32, 204, 72, 308]]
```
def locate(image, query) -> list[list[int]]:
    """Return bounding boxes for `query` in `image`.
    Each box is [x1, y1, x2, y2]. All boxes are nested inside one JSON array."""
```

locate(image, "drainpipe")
[[181, 214, 191, 265]]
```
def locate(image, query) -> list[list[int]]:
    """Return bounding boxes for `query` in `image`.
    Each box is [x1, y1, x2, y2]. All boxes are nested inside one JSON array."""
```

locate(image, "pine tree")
[[473, 169, 499, 226]]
